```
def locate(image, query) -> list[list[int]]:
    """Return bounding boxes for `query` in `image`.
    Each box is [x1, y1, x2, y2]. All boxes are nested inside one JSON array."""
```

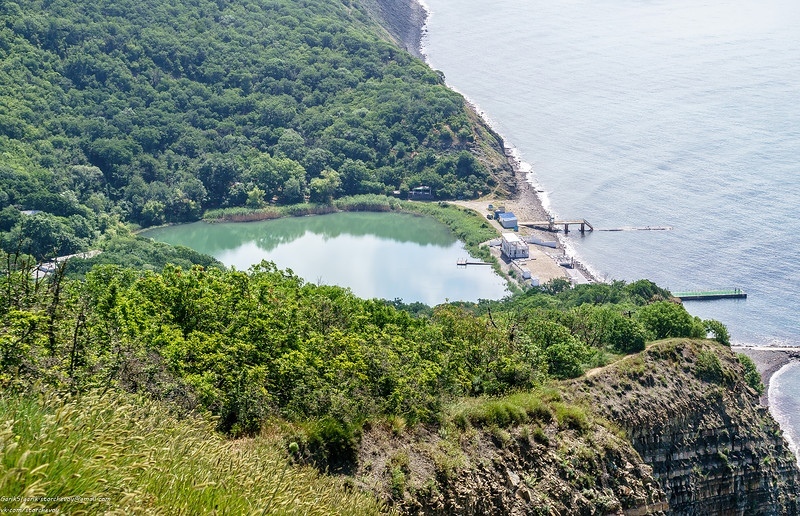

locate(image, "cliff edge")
[[357, 340, 800, 514], [360, 0, 428, 58], [573, 339, 800, 514]]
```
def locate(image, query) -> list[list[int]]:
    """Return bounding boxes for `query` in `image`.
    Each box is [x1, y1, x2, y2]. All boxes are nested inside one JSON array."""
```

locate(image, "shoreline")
[[366, 0, 429, 59], [411, 0, 601, 284], [734, 346, 800, 406], [405, 0, 800, 470]]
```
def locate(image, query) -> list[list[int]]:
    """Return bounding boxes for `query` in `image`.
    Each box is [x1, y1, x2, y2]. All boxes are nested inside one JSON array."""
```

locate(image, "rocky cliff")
[[356, 340, 800, 514], [573, 339, 800, 515], [359, 0, 428, 58]]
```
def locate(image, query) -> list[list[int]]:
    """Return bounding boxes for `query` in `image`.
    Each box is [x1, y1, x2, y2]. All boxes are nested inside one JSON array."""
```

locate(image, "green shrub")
[[606, 315, 647, 353], [737, 353, 765, 394], [532, 426, 550, 446], [300, 417, 362, 471], [553, 403, 590, 433], [704, 319, 731, 346], [695, 350, 724, 383], [546, 340, 588, 379], [637, 301, 705, 340]]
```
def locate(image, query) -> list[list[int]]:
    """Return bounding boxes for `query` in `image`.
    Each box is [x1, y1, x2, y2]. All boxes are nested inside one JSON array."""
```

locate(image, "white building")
[[501, 233, 529, 259]]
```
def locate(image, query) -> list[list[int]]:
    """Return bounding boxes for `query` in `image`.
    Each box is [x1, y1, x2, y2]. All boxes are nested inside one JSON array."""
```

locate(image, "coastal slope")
[[574, 339, 800, 514], [360, 0, 428, 58], [357, 339, 800, 514]]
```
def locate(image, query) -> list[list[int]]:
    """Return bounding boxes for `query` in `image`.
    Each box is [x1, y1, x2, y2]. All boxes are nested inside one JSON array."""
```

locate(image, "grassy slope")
[[0, 391, 386, 514]]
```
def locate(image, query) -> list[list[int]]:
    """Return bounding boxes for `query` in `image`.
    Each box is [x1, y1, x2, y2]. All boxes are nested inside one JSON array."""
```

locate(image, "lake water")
[[141, 212, 508, 305], [421, 0, 800, 460]]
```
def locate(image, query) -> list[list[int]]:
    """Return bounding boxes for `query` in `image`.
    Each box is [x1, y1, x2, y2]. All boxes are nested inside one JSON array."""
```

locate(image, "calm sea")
[[421, 0, 800, 457]]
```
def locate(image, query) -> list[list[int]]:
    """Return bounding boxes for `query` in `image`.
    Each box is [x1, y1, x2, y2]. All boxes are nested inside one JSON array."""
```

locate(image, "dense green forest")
[[0, 0, 509, 260], [1, 253, 729, 445]]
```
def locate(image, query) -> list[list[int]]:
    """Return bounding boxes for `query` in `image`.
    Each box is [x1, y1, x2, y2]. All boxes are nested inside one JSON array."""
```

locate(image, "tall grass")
[[447, 389, 591, 434], [449, 391, 554, 429], [0, 391, 385, 515], [203, 206, 283, 222], [334, 194, 401, 212]]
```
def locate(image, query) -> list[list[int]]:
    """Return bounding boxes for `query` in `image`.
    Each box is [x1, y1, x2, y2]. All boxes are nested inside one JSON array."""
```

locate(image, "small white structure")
[[512, 261, 532, 279], [497, 212, 518, 229], [501, 233, 529, 259]]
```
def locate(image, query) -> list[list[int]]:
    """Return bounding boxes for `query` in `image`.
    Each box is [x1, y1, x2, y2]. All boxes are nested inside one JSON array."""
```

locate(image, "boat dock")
[[672, 288, 747, 301], [518, 219, 594, 234], [457, 258, 492, 267]]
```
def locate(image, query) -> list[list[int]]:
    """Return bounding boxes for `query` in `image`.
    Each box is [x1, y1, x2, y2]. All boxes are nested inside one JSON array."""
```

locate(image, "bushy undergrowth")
[[0, 391, 384, 515], [695, 350, 725, 384], [736, 353, 765, 395]]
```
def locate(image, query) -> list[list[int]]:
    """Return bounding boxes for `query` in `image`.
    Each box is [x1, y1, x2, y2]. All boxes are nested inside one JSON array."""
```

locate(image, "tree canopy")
[[1, 255, 717, 444], [0, 0, 510, 259]]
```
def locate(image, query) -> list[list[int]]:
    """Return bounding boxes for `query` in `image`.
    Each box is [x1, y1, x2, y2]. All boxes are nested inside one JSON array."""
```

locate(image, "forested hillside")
[[0, 0, 510, 260], [0, 254, 728, 445], [0, 252, 757, 511]]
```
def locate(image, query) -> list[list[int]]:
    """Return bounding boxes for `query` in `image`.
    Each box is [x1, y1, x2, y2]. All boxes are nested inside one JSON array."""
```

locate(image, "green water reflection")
[[142, 212, 508, 305]]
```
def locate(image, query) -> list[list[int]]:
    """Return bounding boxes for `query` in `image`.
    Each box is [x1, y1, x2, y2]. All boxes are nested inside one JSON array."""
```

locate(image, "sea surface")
[[142, 212, 508, 305], [421, 0, 800, 458]]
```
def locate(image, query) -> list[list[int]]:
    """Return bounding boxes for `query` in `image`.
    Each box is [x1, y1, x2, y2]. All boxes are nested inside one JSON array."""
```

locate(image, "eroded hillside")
[[357, 339, 799, 515]]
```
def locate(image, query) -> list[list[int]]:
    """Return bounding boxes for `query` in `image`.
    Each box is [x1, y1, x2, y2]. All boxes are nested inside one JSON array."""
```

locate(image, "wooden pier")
[[518, 219, 594, 234], [672, 289, 747, 301]]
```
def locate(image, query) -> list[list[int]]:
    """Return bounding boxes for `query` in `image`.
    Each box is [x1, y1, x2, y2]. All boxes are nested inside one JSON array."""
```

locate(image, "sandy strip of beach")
[[734, 346, 800, 405], [454, 151, 600, 286]]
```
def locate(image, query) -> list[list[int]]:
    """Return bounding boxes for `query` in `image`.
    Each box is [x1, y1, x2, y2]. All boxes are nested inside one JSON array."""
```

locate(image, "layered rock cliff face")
[[357, 404, 669, 515], [357, 340, 800, 514], [572, 339, 800, 514]]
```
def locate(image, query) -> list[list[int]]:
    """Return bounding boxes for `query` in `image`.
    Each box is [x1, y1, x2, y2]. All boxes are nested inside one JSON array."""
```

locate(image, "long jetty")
[[518, 219, 594, 234], [672, 289, 747, 301]]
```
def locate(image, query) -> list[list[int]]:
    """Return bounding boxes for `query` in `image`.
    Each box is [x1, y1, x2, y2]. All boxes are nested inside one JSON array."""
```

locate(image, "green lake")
[[141, 212, 509, 305]]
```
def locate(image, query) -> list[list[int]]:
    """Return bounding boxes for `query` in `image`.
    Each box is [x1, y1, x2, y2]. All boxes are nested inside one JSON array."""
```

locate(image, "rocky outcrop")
[[573, 339, 800, 515], [356, 340, 800, 514], [356, 415, 668, 515], [360, 0, 428, 58]]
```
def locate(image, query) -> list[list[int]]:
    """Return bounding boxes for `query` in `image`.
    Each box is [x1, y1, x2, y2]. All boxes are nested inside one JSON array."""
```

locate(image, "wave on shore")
[[770, 362, 800, 466]]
